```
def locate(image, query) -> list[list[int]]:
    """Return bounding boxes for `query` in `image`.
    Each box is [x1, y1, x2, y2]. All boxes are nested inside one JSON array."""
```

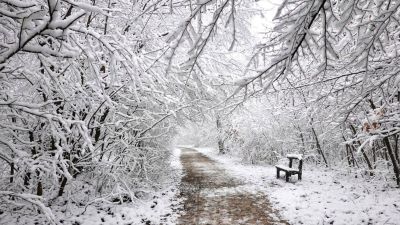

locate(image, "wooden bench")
[[275, 154, 303, 182]]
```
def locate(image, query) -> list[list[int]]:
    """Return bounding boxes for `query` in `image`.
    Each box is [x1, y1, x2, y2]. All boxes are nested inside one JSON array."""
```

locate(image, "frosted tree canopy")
[[0, 0, 399, 224]]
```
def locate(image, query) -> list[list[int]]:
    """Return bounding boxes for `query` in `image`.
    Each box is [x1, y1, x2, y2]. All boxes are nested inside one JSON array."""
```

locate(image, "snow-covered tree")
[[222, 0, 400, 184]]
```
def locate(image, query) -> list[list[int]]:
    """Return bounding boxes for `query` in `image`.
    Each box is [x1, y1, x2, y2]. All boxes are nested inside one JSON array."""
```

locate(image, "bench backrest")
[[287, 155, 303, 172]]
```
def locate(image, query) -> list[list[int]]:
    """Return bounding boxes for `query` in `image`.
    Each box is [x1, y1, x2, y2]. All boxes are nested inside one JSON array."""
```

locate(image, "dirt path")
[[177, 148, 288, 225]]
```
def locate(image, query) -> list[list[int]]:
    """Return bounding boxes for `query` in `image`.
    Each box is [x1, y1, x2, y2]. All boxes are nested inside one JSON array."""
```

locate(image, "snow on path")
[[194, 147, 400, 225], [177, 147, 288, 225]]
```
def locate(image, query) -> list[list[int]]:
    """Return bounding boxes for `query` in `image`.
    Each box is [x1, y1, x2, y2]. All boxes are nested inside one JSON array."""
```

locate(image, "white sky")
[[250, 0, 281, 38]]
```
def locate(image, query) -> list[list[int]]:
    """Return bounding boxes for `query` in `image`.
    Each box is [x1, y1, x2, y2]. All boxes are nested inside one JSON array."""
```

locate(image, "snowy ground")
[[0, 148, 183, 225], [194, 146, 400, 225], [4, 146, 399, 225]]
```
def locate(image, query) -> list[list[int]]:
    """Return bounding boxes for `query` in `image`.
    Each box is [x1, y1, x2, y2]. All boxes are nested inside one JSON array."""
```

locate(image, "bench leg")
[[276, 169, 280, 179], [285, 172, 290, 182], [298, 173, 302, 180]]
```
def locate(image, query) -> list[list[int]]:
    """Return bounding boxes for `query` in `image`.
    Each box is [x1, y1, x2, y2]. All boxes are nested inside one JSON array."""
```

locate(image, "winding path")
[[177, 148, 288, 225]]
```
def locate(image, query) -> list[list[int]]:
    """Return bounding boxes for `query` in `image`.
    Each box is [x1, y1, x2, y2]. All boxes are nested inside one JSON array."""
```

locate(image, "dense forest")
[[0, 0, 399, 224]]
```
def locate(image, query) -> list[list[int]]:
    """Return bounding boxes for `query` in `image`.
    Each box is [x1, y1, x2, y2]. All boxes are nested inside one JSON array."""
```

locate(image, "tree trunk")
[[24, 172, 31, 188], [311, 126, 328, 167], [372, 142, 377, 169], [383, 136, 400, 185], [343, 135, 357, 167], [297, 125, 306, 155], [216, 115, 225, 154], [58, 176, 68, 197], [349, 124, 373, 172], [394, 134, 399, 164], [36, 170, 43, 196], [86, 0, 96, 27], [24, 131, 37, 188], [10, 162, 14, 183], [345, 144, 352, 167], [104, 0, 111, 35]]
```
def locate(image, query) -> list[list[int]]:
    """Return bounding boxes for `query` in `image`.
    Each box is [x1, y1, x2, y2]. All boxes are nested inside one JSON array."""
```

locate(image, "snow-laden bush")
[[0, 0, 181, 223]]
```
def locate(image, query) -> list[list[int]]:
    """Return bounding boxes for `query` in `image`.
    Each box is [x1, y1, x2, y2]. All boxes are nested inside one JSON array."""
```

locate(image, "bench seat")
[[275, 165, 299, 172], [275, 155, 303, 182]]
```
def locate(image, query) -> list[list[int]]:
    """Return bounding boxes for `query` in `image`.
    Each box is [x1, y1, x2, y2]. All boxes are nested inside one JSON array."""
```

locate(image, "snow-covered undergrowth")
[[195, 147, 400, 225], [0, 149, 183, 225]]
